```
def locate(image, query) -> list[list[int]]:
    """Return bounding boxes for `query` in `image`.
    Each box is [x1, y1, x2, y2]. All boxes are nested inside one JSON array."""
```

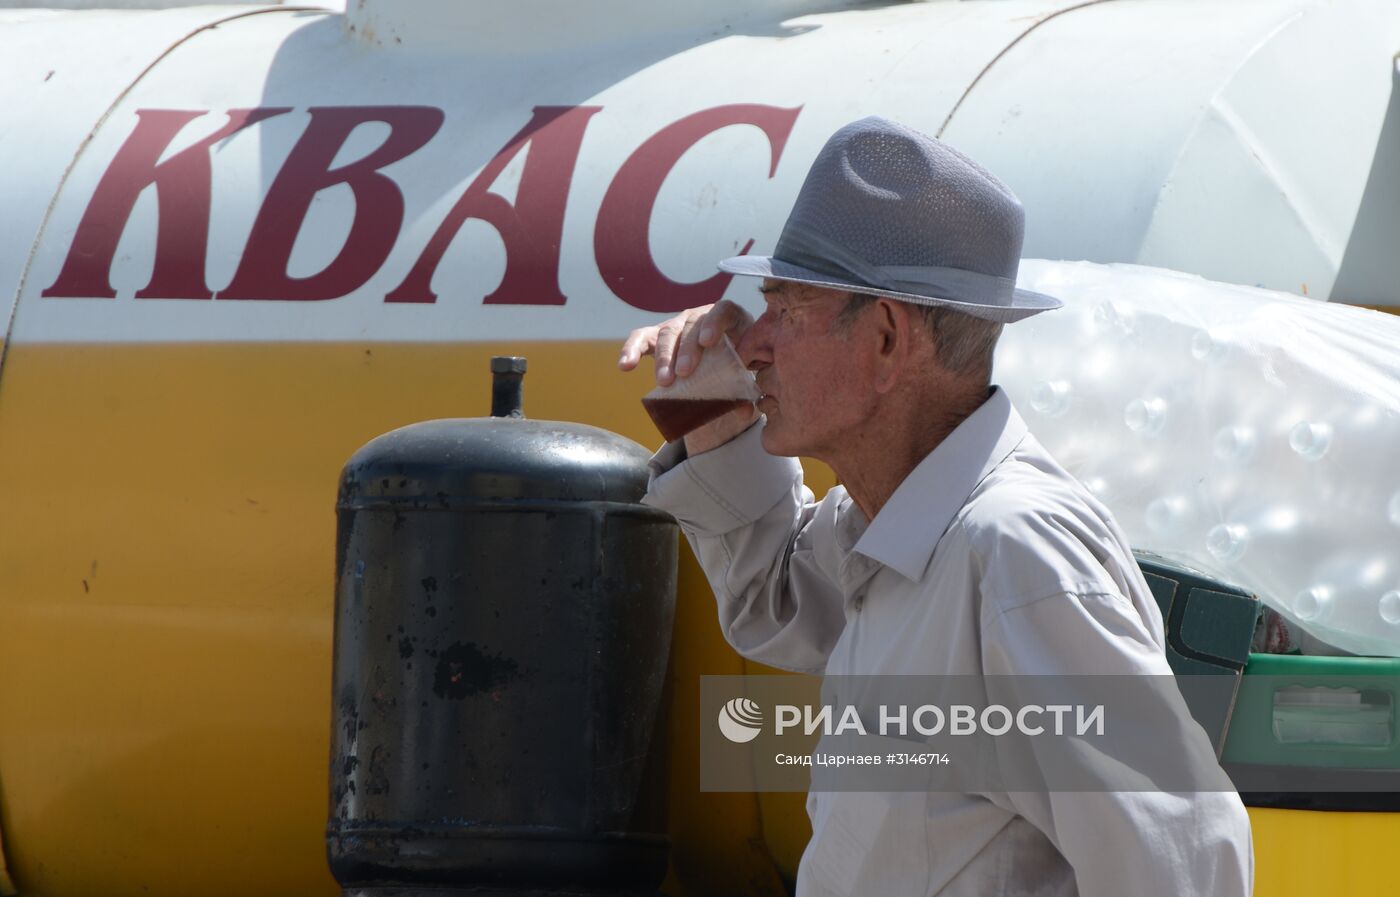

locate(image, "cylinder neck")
[[490, 356, 527, 418]]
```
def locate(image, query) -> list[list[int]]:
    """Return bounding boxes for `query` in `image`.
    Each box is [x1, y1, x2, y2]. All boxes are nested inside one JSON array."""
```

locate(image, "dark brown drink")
[[642, 397, 752, 442]]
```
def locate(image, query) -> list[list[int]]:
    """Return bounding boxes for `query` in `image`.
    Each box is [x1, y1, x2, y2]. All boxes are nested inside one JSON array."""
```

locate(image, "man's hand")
[[619, 300, 758, 455]]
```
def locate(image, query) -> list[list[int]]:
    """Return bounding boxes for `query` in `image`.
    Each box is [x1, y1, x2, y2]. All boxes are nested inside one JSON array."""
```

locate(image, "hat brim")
[[718, 255, 1062, 324]]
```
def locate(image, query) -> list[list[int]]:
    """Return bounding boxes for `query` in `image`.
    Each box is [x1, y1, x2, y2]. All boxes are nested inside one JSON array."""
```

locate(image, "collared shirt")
[[643, 387, 1253, 897]]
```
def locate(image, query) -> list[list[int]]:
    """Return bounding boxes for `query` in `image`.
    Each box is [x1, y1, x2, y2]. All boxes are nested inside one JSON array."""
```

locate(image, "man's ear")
[[871, 298, 913, 395]]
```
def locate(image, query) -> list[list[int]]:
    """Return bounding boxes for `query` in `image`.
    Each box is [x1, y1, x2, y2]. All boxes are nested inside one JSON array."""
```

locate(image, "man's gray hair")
[[834, 293, 1002, 383]]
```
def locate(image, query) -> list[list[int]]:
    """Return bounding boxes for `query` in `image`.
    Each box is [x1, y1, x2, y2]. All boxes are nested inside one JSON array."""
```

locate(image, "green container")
[[1128, 553, 1400, 805], [1222, 654, 1400, 769]]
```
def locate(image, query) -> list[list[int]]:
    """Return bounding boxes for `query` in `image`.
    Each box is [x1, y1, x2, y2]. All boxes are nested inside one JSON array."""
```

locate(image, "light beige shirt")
[[644, 386, 1253, 897]]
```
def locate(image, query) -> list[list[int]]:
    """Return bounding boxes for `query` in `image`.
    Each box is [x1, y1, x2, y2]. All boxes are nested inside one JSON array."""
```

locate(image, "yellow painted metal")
[[5, 337, 1393, 896], [755, 791, 809, 889], [662, 439, 836, 897], [0, 338, 835, 897], [1251, 807, 1400, 895], [0, 825, 13, 896], [661, 553, 786, 897]]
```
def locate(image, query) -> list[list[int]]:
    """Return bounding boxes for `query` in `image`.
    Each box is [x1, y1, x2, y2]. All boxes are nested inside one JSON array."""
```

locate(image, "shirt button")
[[854, 593, 865, 612]]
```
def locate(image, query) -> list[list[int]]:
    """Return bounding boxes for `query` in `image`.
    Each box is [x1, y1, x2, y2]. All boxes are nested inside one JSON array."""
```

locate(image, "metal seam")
[[1136, 6, 1309, 269], [936, 0, 1118, 139], [0, 5, 328, 404]]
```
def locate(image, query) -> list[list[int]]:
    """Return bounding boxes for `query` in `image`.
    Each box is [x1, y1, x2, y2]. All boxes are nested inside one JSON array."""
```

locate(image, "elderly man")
[[619, 118, 1252, 896]]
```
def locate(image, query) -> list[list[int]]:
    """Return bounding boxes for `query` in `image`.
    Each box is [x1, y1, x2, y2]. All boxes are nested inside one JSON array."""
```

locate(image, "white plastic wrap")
[[999, 260, 1400, 656]]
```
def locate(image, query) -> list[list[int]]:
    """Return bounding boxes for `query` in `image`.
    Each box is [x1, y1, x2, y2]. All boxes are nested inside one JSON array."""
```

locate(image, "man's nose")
[[737, 311, 774, 372]]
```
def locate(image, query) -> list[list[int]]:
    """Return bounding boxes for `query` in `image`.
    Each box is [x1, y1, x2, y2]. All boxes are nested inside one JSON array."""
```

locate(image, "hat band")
[[778, 236, 1017, 308]]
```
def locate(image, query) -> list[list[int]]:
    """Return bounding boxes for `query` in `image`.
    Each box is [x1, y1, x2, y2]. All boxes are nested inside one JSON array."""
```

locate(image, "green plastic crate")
[[1222, 653, 1400, 769]]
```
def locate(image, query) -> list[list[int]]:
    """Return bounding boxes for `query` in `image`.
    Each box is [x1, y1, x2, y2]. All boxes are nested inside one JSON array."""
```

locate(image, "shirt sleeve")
[[641, 420, 849, 674], [976, 513, 1254, 897]]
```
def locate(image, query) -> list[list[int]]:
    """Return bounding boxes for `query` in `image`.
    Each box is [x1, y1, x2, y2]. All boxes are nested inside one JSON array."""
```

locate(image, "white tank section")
[[0, 1, 337, 8], [942, 0, 1400, 306], [0, 5, 307, 348], [2, 0, 1398, 349]]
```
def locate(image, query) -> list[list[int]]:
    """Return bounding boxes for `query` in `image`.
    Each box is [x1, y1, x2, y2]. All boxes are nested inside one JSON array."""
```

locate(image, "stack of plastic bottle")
[[999, 260, 1400, 657]]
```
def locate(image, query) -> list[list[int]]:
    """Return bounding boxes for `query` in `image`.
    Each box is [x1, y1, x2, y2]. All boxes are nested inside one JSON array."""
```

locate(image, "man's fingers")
[[696, 300, 753, 348], [673, 317, 705, 377], [657, 305, 714, 381], [618, 304, 721, 383], [653, 319, 684, 385], [618, 326, 657, 370]]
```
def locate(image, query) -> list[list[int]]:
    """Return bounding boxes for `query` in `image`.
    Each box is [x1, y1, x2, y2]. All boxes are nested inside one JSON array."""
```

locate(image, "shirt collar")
[[851, 386, 1028, 582]]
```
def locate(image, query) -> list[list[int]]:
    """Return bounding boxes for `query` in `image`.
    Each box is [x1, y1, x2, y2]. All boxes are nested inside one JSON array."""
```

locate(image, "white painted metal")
[[344, 0, 856, 55], [0, 0, 345, 7], [0, 7, 280, 344], [3, 0, 1397, 347], [940, 0, 1400, 299]]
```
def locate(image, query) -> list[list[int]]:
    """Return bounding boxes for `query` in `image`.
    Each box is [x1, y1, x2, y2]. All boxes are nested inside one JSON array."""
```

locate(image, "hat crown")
[[717, 116, 1061, 323], [775, 117, 1025, 284]]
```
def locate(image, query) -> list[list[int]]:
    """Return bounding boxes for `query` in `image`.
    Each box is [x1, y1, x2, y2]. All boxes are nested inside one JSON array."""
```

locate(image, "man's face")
[[736, 279, 875, 459]]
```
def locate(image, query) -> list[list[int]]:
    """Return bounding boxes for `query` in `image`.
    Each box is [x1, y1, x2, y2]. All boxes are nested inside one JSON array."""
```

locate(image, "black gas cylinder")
[[328, 357, 678, 897]]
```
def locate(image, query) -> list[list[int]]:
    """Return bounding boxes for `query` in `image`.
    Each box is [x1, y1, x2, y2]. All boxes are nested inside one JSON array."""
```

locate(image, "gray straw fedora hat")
[[719, 116, 1061, 323]]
